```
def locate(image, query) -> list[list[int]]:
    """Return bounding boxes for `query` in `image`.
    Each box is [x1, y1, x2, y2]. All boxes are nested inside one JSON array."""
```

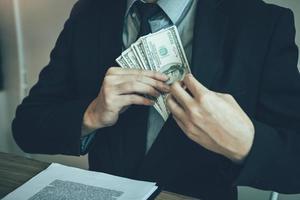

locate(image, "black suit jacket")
[[12, 0, 300, 199]]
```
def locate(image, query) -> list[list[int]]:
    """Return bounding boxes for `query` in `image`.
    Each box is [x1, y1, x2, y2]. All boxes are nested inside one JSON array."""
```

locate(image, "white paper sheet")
[[3, 163, 158, 200]]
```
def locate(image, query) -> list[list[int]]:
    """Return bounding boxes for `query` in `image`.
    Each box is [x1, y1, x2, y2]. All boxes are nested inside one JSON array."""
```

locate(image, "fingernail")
[[161, 74, 169, 80], [188, 73, 193, 79]]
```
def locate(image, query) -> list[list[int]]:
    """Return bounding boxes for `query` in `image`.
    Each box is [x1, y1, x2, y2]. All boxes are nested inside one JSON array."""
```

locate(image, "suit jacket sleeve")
[[12, 1, 94, 156], [236, 9, 300, 193]]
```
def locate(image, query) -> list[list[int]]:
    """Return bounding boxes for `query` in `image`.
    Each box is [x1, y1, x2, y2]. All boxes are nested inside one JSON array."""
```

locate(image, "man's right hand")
[[82, 67, 170, 136]]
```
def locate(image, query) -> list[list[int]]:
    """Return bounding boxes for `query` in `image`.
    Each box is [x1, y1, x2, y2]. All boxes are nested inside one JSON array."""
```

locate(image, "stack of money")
[[116, 25, 190, 121]]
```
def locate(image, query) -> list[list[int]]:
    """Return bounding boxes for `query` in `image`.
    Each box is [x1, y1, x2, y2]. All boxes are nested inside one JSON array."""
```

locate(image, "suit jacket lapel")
[[191, 0, 230, 89], [99, 1, 126, 69]]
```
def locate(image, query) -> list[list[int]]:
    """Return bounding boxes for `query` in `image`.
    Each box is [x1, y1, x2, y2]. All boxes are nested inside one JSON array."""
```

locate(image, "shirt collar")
[[126, 0, 193, 25]]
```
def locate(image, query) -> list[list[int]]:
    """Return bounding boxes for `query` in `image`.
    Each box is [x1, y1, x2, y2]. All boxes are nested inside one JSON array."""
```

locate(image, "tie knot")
[[136, 2, 161, 21]]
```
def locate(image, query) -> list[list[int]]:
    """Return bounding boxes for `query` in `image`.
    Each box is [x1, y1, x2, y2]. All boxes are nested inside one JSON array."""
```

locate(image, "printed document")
[[3, 163, 158, 200]]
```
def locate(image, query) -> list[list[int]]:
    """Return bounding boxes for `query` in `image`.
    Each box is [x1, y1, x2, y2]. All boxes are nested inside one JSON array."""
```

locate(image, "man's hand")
[[82, 67, 170, 136], [166, 74, 255, 163]]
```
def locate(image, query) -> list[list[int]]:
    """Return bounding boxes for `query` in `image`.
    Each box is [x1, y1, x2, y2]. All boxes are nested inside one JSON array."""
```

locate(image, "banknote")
[[116, 56, 129, 68], [122, 47, 141, 69], [115, 25, 189, 121], [142, 26, 190, 83], [131, 38, 151, 70]]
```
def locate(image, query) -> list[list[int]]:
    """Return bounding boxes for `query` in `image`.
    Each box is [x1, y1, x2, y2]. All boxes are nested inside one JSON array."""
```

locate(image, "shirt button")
[[132, 13, 137, 18], [153, 22, 159, 26]]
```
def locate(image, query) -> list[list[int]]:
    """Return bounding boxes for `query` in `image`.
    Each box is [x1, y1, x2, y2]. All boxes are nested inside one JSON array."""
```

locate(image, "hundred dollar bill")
[[142, 25, 190, 84], [131, 38, 152, 70], [153, 102, 166, 121], [122, 47, 142, 69], [115, 26, 189, 120], [156, 95, 169, 121], [116, 56, 130, 68]]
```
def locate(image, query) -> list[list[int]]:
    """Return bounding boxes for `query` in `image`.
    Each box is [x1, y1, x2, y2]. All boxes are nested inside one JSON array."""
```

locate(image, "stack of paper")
[[3, 163, 158, 200]]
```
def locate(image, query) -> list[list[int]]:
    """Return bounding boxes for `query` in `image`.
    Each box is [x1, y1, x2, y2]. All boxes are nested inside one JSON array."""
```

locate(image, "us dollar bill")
[[116, 56, 130, 68], [142, 25, 190, 84], [116, 26, 190, 121], [156, 95, 169, 121], [122, 47, 142, 69], [131, 38, 152, 70]]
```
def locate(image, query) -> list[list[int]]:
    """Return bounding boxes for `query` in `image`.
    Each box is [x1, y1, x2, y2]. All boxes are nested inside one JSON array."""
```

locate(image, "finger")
[[106, 67, 169, 81], [183, 74, 209, 98], [116, 81, 161, 97], [170, 82, 193, 109], [108, 75, 170, 93], [166, 95, 186, 119], [136, 76, 170, 93], [119, 94, 155, 107]]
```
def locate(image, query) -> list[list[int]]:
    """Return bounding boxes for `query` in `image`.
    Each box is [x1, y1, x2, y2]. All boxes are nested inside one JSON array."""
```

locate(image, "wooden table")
[[0, 152, 198, 200]]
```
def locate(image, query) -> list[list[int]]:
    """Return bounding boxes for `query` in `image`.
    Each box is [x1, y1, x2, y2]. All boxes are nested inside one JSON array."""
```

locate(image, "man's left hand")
[[166, 74, 255, 163]]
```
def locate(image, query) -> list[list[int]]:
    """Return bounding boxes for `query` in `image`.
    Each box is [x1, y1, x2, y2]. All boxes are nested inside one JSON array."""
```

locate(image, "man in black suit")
[[12, 0, 300, 199]]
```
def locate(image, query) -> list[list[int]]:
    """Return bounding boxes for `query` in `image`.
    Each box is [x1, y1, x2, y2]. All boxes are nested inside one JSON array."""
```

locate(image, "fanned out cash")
[[116, 26, 190, 121]]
